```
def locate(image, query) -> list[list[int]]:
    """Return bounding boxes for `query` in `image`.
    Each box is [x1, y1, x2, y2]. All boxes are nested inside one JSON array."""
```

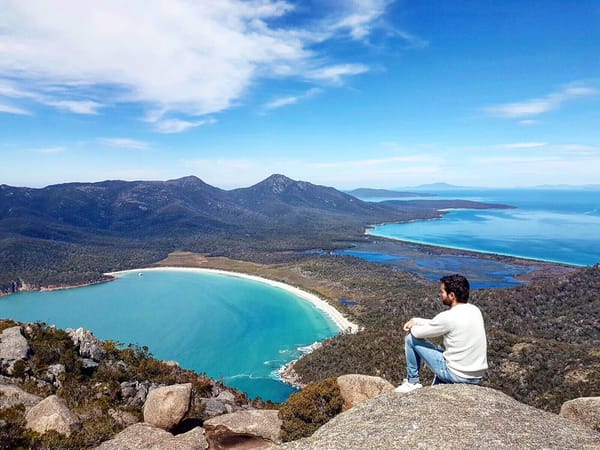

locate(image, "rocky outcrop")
[[121, 380, 155, 407], [0, 326, 30, 373], [95, 422, 207, 450], [204, 410, 282, 449], [66, 327, 106, 361], [42, 363, 65, 388], [272, 385, 600, 449], [143, 383, 192, 430], [201, 390, 240, 417], [25, 394, 82, 437], [560, 396, 600, 431], [0, 381, 42, 410], [336, 374, 395, 410]]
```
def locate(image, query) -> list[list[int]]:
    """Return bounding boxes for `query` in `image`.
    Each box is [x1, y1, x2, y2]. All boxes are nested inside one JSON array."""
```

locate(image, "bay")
[[0, 269, 339, 402], [365, 188, 600, 267]]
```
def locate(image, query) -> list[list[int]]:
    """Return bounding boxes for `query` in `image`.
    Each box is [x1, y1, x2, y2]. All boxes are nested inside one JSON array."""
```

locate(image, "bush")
[[279, 377, 344, 442], [0, 403, 27, 449]]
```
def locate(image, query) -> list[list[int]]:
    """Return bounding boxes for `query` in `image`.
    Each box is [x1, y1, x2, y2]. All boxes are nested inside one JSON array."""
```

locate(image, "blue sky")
[[1, 0, 599, 189]]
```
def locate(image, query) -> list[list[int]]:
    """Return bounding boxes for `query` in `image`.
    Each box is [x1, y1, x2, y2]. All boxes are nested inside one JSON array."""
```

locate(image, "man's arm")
[[404, 312, 452, 339]]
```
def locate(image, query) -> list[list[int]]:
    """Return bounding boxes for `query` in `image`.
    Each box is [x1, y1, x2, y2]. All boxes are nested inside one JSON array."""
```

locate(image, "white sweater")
[[411, 303, 488, 379]]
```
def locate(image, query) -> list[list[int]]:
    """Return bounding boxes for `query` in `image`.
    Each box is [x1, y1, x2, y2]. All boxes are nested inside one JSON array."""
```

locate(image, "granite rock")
[[202, 397, 232, 417], [271, 384, 600, 449], [95, 422, 207, 450], [0, 326, 30, 373], [66, 327, 106, 361], [25, 394, 82, 437], [0, 381, 42, 410], [336, 374, 395, 410], [43, 363, 65, 387], [560, 396, 600, 431], [143, 383, 192, 430], [204, 409, 282, 448]]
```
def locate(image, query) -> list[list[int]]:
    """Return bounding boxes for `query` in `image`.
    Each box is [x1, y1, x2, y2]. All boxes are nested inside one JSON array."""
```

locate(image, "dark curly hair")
[[440, 274, 470, 303]]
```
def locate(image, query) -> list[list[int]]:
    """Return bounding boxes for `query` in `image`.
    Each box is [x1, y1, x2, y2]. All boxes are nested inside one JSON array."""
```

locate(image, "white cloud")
[[152, 118, 217, 134], [0, 79, 103, 114], [32, 146, 66, 154], [263, 96, 299, 109], [263, 87, 322, 110], [47, 100, 103, 114], [499, 142, 547, 149], [98, 138, 150, 150], [519, 119, 539, 126], [485, 82, 599, 118], [0, 0, 392, 128], [307, 64, 369, 83], [0, 103, 30, 115], [331, 0, 391, 40]]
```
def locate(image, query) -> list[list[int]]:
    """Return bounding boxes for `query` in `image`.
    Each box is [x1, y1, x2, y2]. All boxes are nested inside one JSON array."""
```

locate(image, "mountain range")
[[0, 174, 406, 240], [1, 174, 437, 292]]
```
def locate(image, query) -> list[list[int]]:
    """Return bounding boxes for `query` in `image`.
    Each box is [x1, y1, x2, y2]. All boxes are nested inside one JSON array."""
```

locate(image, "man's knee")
[[404, 333, 414, 347]]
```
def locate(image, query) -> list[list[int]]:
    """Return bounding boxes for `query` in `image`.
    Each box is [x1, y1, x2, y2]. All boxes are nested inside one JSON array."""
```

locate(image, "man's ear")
[[448, 292, 457, 301]]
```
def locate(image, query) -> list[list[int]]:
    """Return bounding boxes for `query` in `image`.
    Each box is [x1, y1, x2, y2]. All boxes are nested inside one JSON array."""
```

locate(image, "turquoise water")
[[0, 269, 339, 402], [366, 189, 600, 266]]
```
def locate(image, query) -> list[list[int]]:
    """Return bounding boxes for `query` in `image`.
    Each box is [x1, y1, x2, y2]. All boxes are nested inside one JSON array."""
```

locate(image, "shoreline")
[[106, 266, 361, 335], [107, 266, 360, 389], [365, 229, 583, 267]]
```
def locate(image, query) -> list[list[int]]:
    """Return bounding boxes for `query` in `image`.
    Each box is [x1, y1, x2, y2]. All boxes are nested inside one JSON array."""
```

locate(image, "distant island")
[[381, 199, 516, 210], [346, 188, 437, 198]]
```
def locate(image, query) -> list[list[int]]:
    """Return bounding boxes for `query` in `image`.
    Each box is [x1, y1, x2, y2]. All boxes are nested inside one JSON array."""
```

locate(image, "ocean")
[[0, 269, 339, 402], [364, 188, 600, 267]]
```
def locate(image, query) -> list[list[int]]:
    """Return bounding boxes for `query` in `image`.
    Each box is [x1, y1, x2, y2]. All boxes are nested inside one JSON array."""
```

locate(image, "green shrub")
[[11, 359, 27, 378], [279, 377, 344, 442], [0, 403, 27, 449]]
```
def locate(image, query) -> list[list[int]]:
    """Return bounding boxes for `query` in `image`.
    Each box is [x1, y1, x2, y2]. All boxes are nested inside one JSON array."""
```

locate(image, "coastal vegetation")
[[0, 320, 251, 449], [278, 377, 343, 442]]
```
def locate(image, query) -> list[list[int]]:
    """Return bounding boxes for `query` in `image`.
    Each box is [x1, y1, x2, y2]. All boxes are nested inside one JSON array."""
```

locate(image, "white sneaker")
[[394, 379, 423, 393]]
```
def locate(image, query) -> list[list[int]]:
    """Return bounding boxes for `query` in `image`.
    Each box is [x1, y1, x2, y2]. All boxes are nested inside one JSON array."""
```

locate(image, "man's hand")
[[403, 319, 414, 332]]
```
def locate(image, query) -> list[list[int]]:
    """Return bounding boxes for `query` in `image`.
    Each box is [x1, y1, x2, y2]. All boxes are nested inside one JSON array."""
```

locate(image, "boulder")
[[95, 422, 207, 450], [0, 326, 30, 372], [143, 383, 192, 430], [66, 327, 106, 361], [271, 385, 600, 449], [201, 397, 231, 417], [336, 374, 395, 410], [216, 390, 237, 403], [560, 396, 600, 431], [204, 410, 282, 449], [0, 382, 42, 410], [25, 394, 81, 437]]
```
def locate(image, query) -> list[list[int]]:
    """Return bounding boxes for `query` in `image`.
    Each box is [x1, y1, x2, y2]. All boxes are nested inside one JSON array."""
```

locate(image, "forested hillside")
[[286, 258, 599, 413], [0, 175, 463, 293]]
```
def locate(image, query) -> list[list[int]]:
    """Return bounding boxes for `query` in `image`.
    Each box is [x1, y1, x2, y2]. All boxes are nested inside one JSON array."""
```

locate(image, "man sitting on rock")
[[395, 274, 488, 393]]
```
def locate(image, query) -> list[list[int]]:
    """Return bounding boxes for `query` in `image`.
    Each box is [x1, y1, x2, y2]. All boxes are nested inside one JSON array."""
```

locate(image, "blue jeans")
[[405, 333, 481, 385]]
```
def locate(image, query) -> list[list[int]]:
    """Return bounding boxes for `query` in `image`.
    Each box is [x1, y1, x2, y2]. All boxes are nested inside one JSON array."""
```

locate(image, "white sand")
[[106, 266, 360, 334]]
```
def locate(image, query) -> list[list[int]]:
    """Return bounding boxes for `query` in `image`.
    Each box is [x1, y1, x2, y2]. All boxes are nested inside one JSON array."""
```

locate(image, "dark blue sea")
[[364, 188, 600, 267]]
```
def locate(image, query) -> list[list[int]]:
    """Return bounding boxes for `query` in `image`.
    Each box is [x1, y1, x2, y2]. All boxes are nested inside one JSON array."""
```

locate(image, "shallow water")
[[0, 270, 339, 402], [365, 189, 600, 267]]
